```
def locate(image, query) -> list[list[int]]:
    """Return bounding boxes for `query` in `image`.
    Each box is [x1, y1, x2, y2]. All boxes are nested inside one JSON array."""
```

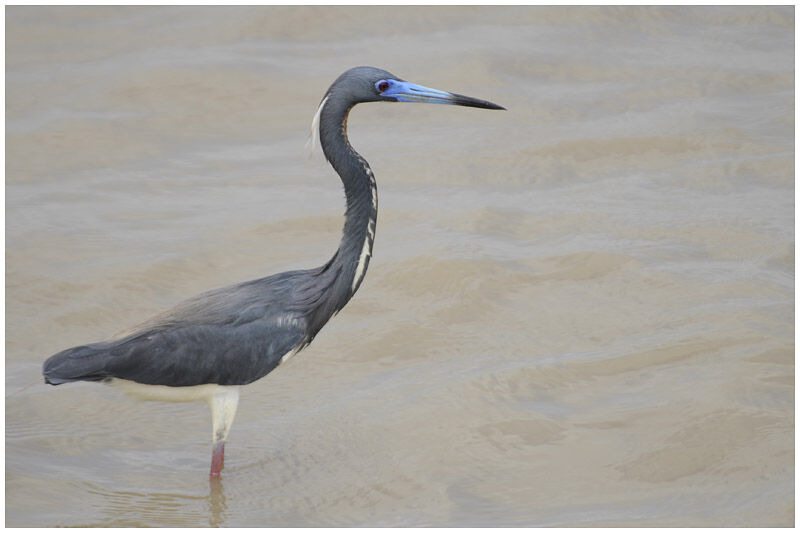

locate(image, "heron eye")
[[377, 81, 390, 92]]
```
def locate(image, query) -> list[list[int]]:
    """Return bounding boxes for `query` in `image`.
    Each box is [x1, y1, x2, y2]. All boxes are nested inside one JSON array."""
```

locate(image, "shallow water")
[[5, 5, 794, 527]]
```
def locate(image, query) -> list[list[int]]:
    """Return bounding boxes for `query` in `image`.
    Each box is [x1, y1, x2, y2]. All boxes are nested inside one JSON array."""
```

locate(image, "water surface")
[[6, 6, 794, 527]]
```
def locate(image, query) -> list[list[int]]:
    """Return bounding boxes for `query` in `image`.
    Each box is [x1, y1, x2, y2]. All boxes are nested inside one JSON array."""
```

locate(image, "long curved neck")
[[318, 95, 378, 303]]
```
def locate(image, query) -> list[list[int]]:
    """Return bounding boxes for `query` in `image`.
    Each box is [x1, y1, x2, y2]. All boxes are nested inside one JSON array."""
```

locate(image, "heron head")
[[309, 67, 504, 156], [330, 66, 505, 110]]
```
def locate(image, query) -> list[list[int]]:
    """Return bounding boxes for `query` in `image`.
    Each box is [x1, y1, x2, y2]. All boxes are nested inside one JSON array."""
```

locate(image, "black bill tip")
[[450, 92, 506, 110]]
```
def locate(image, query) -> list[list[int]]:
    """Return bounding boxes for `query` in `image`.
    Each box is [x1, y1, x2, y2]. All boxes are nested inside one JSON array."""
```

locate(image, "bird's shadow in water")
[[208, 477, 228, 527]]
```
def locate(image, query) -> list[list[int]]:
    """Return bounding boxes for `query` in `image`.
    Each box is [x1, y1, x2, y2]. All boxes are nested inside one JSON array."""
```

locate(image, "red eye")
[[378, 81, 390, 92]]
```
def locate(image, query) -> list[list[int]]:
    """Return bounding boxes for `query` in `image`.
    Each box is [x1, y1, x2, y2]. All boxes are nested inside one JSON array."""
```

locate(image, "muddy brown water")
[[6, 5, 794, 527]]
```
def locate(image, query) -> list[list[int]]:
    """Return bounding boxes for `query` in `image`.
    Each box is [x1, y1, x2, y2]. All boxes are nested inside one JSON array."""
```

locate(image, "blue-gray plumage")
[[42, 66, 504, 477]]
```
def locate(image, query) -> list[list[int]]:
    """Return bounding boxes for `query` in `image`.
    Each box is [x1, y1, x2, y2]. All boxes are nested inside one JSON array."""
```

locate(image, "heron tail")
[[42, 343, 111, 385]]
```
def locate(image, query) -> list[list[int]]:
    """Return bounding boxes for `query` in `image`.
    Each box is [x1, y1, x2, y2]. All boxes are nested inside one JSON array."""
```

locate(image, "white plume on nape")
[[306, 94, 329, 158]]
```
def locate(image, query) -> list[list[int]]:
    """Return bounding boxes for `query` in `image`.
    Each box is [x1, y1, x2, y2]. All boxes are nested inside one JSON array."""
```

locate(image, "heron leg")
[[208, 386, 240, 478]]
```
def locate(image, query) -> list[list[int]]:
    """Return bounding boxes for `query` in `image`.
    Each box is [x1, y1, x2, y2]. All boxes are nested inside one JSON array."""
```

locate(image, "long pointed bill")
[[383, 80, 505, 110]]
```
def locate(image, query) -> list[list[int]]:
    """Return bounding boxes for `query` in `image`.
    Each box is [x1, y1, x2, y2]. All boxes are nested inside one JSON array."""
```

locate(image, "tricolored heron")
[[42, 66, 504, 477]]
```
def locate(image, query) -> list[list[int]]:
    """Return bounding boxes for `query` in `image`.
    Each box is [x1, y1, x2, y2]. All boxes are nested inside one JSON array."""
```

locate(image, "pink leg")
[[208, 387, 239, 478], [210, 441, 225, 478]]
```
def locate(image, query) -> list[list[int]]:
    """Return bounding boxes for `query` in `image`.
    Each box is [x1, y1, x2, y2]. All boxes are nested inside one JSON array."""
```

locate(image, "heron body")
[[42, 66, 503, 477]]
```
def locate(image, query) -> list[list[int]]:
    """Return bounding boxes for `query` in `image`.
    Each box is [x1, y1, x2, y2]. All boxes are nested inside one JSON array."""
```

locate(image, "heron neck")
[[319, 99, 378, 299]]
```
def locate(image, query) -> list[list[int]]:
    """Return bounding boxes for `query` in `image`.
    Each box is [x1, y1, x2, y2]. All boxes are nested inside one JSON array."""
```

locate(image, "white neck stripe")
[[307, 94, 329, 156]]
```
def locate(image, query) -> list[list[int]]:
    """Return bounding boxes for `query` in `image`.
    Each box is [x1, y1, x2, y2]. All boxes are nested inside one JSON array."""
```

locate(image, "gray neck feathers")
[[316, 93, 378, 311]]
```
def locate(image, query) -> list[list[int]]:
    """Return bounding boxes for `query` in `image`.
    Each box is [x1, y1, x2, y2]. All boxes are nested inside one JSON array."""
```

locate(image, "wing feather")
[[43, 271, 311, 387]]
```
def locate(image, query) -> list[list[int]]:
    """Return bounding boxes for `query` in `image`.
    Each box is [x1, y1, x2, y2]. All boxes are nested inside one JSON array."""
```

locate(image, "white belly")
[[112, 379, 228, 403]]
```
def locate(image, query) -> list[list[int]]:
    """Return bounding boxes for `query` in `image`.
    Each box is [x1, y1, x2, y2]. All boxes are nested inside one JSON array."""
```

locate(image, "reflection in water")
[[208, 478, 227, 527]]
